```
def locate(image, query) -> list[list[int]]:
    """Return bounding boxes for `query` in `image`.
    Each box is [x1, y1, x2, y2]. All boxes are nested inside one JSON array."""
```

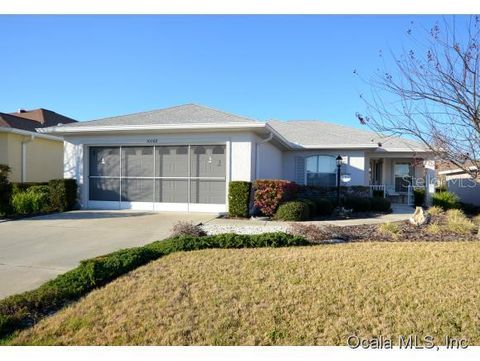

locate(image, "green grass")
[[8, 242, 480, 346]]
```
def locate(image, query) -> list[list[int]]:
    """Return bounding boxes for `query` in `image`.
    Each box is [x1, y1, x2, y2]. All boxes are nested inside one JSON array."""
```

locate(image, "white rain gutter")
[[37, 122, 267, 134], [0, 126, 62, 141]]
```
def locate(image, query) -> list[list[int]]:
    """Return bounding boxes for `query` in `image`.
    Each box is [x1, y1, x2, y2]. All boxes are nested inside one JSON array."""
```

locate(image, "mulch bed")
[[291, 214, 480, 243], [329, 223, 477, 242]]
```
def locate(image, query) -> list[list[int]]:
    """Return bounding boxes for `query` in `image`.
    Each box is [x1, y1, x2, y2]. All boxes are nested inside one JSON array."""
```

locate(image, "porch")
[[367, 156, 433, 205]]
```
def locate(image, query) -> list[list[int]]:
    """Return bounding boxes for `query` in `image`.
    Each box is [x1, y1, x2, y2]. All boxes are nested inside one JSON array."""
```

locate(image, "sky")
[[0, 15, 459, 127]]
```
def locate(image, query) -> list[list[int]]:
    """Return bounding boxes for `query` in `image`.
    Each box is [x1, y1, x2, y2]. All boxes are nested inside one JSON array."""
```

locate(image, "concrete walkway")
[[205, 204, 414, 228], [0, 210, 216, 299]]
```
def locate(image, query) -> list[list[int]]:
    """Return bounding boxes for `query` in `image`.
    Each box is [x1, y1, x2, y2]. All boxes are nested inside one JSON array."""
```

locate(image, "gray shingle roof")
[[267, 120, 427, 151], [63, 104, 259, 127]]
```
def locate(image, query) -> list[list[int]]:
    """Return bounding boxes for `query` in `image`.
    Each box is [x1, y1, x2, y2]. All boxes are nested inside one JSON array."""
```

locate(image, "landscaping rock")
[[409, 207, 430, 226]]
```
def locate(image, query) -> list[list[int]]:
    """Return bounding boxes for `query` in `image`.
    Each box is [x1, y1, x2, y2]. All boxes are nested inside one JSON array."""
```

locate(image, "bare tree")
[[356, 16, 480, 178]]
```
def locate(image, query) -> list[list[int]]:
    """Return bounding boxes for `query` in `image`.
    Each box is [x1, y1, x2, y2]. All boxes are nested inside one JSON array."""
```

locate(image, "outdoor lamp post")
[[336, 155, 343, 206]]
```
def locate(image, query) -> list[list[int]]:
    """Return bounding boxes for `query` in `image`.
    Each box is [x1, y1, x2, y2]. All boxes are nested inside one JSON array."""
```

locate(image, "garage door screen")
[[89, 145, 226, 205]]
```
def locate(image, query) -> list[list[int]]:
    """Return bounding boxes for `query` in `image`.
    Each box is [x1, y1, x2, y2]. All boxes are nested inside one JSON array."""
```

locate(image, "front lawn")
[[9, 242, 480, 345]]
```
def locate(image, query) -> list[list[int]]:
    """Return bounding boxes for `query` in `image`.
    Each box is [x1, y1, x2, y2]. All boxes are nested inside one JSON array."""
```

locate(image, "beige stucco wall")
[[0, 131, 64, 182]]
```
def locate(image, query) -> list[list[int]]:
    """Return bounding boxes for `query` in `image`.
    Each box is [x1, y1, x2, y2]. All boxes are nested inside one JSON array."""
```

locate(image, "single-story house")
[[0, 108, 77, 182], [39, 104, 435, 212]]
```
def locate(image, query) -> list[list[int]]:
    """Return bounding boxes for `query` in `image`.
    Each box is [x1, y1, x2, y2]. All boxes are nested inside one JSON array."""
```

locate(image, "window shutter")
[[294, 156, 305, 185]]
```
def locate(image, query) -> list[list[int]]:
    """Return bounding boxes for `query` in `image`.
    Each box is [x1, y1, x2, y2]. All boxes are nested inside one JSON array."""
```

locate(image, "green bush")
[[0, 164, 11, 216], [343, 196, 372, 212], [413, 188, 426, 207], [11, 186, 50, 215], [298, 198, 317, 216], [0, 232, 307, 338], [49, 179, 77, 211], [275, 201, 310, 221], [313, 198, 334, 216], [228, 181, 251, 218], [11, 182, 49, 194], [371, 197, 391, 213], [372, 189, 384, 198], [432, 191, 460, 210]]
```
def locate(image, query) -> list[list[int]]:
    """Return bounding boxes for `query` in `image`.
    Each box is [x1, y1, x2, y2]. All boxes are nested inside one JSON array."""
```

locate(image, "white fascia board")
[[438, 166, 478, 175], [297, 144, 380, 149], [0, 126, 63, 141], [37, 122, 267, 135]]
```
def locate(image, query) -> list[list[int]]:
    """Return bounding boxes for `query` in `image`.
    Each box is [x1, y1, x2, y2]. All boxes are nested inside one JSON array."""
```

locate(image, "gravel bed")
[[201, 224, 289, 235]]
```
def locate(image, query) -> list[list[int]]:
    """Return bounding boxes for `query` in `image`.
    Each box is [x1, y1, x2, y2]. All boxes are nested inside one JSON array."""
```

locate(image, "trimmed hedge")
[[0, 232, 307, 339], [49, 179, 77, 211], [343, 196, 372, 212], [298, 198, 317, 216], [313, 198, 334, 216], [371, 197, 392, 212], [414, 188, 426, 207], [432, 191, 460, 210], [275, 201, 310, 221], [228, 181, 251, 218]]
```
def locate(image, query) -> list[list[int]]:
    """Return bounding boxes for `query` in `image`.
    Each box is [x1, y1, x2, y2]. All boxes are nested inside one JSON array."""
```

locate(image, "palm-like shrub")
[[432, 191, 460, 210]]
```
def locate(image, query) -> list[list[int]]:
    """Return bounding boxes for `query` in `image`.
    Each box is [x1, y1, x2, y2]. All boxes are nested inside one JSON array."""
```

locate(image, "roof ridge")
[[190, 103, 259, 122], [86, 103, 196, 123]]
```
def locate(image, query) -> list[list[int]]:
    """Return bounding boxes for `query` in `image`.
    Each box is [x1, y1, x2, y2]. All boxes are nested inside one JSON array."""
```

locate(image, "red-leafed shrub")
[[253, 179, 298, 216]]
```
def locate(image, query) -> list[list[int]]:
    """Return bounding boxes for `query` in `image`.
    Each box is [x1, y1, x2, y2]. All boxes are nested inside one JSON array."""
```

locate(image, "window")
[[305, 155, 337, 187], [394, 162, 413, 192]]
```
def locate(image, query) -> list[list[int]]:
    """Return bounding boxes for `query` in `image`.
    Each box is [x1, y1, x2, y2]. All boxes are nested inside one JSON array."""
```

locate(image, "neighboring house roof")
[[266, 120, 428, 152], [0, 108, 77, 132], [61, 104, 258, 128], [437, 160, 479, 176]]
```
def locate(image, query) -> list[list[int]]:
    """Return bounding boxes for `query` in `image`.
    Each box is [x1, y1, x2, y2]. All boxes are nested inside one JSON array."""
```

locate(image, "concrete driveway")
[[0, 211, 217, 299]]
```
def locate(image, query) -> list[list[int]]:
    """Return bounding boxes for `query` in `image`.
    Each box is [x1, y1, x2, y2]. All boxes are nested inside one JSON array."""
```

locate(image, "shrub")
[[0, 232, 307, 338], [371, 197, 391, 213], [253, 179, 298, 217], [11, 186, 50, 215], [427, 222, 442, 235], [0, 164, 11, 216], [343, 196, 372, 212], [460, 202, 480, 215], [432, 191, 460, 210], [288, 223, 333, 242], [428, 206, 444, 216], [49, 179, 77, 211], [298, 198, 317, 216], [473, 214, 480, 226], [378, 222, 400, 238], [11, 182, 49, 194], [313, 198, 334, 216], [372, 189, 384, 198], [275, 201, 310, 221], [413, 188, 426, 207], [228, 181, 251, 218], [170, 221, 206, 238], [445, 209, 476, 234]]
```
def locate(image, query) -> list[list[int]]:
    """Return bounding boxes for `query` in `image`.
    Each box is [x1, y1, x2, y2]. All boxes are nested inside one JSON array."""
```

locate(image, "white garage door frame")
[[85, 142, 230, 213]]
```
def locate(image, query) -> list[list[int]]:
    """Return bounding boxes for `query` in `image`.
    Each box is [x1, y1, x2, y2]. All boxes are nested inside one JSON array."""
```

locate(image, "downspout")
[[21, 134, 35, 182], [255, 132, 274, 180]]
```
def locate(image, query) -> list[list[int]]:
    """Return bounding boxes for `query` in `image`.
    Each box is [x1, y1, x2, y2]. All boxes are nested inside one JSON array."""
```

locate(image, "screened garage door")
[[88, 145, 226, 211]]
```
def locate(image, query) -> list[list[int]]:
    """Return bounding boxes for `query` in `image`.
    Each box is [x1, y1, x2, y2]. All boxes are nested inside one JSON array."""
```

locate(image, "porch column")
[[424, 159, 436, 206]]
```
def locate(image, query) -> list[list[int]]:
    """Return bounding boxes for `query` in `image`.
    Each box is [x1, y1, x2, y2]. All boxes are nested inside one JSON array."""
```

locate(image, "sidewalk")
[[204, 204, 413, 232]]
